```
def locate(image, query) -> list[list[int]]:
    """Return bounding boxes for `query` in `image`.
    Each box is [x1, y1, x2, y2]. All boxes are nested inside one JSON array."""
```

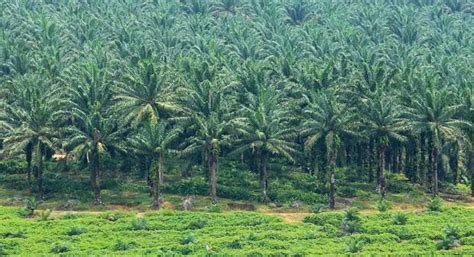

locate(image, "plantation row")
[[0, 0, 473, 208], [1, 205, 474, 255]]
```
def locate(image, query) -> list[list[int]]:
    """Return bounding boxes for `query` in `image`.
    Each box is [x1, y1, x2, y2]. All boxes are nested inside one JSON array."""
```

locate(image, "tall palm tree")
[[62, 62, 124, 204], [232, 85, 299, 201], [301, 90, 358, 209], [361, 93, 407, 199], [178, 60, 235, 202], [1, 76, 60, 199], [403, 87, 470, 196], [127, 120, 181, 208]]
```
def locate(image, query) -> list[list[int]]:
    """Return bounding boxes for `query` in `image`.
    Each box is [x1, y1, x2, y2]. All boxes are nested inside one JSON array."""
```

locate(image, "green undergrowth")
[[0, 207, 473, 255]]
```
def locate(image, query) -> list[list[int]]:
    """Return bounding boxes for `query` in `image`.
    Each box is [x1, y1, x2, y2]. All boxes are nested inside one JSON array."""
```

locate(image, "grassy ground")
[[1, 205, 474, 255], [1, 164, 474, 255]]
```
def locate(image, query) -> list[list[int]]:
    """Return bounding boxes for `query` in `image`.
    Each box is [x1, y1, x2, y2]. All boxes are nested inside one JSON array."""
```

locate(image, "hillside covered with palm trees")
[[0, 0, 473, 211]]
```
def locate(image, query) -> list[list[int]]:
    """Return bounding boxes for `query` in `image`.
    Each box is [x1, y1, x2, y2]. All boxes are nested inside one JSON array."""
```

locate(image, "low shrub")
[[129, 218, 149, 230], [392, 212, 408, 225], [187, 217, 208, 229], [181, 234, 197, 245], [0, 160, 26, 175], [66, 226, 87, 236], [38, 209, 51, 221], [114, 240, 137, 251], [2, 231, 27, 238], [344, 238, 365, 253], [50, 242, 70, 253], [207, 203, 221, 213], [18, 198, 37, 217], [376, 200, 391, 212], [427, 196, 443, 212], [341, 208, 362, 234]]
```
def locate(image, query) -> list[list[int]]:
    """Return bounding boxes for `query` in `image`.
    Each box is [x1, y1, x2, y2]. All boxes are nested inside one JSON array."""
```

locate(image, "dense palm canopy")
[[0, 0, 472, 206]]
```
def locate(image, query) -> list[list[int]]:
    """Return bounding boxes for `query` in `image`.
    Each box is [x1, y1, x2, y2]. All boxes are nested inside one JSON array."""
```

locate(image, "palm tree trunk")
[[37, 146, 44, 201], [91, 149, 102, 205], [159, 154, 164, 185], [208, 151, 218, 203], [26, 147, 32, 193], [34, 142, 45, 200], [377, 144, 386, 199], [470, 142, 473, 197], [431, 144, 439, 196], [260, 152, 268, 202], [329, 172, 336, 209], [151, 157, 162, 209], [328, 147, 336, 209]]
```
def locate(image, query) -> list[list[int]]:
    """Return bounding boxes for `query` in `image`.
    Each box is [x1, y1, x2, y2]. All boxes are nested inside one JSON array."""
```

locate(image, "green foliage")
[[376, 200, 391, 212], [0, 160, 26, 175], [18, 198, 37, 217], [341, 208, 362, 234], [66, 226, 87, 236], [392, 212, 408, 225], [38, 209, 51, 221], [206, 203, 222, 213], [0, 207, 472, 255], [50, 242, 70, 253], [181, 234, 197, 245], [187, 217, 208, 230], [344, 238, 365, 253], [427, 197, 443, 212], [129, 218, 150, 231], [113, 240, 137, 251], [437, 225, 461, 250]]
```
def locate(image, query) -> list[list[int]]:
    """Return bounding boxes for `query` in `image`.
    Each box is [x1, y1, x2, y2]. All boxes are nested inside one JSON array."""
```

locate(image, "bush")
[[437, 225, 461, 250], [100, 211, 127, 222], [444, 225, 460, 240], [392, 212, 408, 225], [311, 203, 326, 213], [376, 200, 391, 212], [187, 217, 208, 229], [38, 209, 51, 221], [227, 240, 242, 249], [207, 203, 221, 213], [114, 240, 137, 251], [181, 234, 197, 245], [303, 213, 343, 227], [18, 198, 37, 217], [0, 160, 26, 175], [2, 231, 27, 238], [427, 197, 443, 212], [50, 242, 70, 253], [341, 208, 362, 234], [344, 238, 365, 253], [66, 226, 87, 236], [129, 218, 149, 230]]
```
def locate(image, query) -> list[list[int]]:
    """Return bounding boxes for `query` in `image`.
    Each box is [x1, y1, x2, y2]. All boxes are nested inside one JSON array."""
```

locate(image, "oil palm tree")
[[127, 120, 181, 208], [62, 62, 124, 204], [301, 90, 358, 209], [178, 60, 235, 202], [1, 75, 61, 199], [361, 93, 407, 199], [232, 85, 299, 201], [403, 87, 470, 196]]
